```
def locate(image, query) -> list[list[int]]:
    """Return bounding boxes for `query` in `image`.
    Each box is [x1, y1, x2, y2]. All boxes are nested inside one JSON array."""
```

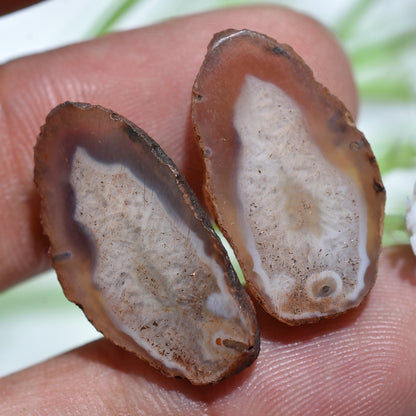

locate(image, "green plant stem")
[[336, 0, 378, 40], [86, 0, 144, 38], [383, 214, 409, 247]]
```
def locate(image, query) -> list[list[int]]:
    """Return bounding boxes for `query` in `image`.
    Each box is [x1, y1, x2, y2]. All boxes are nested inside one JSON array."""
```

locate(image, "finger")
[[1, 247, 415, 416], [0, 5, 357, 290], [249, 245, 416, 415]]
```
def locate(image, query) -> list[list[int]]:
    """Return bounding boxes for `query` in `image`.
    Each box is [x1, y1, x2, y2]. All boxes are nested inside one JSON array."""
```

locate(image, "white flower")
[[406, 182, 416, 255]]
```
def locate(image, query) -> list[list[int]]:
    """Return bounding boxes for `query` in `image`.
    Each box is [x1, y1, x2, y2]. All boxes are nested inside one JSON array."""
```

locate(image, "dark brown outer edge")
[[192, 29, 385, 323], [34, 102, 260, 384]]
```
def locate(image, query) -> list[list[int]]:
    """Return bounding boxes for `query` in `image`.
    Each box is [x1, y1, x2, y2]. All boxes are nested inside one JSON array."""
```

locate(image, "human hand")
[[0, 5, 415, 415]]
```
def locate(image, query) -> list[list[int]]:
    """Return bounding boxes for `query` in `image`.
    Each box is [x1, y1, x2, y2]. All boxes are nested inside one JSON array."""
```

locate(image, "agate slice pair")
[[34, 29, 385, 385]]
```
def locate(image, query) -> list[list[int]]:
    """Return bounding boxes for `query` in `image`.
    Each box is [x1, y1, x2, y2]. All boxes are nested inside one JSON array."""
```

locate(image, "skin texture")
[[0, 5, 415, 416]]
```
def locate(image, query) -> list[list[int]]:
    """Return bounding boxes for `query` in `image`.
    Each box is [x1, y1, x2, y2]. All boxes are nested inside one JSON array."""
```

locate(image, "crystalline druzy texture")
[[192, 29, 385, 324], [34, 102, 259, 384]]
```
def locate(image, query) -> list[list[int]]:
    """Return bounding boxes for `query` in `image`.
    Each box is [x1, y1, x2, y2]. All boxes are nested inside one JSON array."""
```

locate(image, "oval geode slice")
[[34, 102, 259, 384], [192, 29, 385, 325]]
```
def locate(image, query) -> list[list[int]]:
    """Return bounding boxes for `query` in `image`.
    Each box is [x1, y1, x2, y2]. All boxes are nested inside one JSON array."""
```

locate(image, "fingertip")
[[185, 5, 358, 117]]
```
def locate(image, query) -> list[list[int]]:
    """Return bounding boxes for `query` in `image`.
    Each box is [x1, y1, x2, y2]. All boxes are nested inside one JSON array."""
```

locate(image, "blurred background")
[[0, 0, 415, 377]]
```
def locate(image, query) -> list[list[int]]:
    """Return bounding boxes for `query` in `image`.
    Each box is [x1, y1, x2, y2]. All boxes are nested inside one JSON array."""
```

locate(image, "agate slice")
[[192, 29, 385, 325], [34, 102, 259, 384]]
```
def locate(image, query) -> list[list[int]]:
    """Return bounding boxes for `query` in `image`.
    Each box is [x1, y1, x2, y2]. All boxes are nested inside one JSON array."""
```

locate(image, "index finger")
[[0, 5, 357, 290]]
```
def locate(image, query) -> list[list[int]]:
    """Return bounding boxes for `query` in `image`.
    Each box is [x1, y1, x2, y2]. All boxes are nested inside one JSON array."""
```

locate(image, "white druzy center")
[[233, 75, 369, 320], [70, 147, 245, 370]]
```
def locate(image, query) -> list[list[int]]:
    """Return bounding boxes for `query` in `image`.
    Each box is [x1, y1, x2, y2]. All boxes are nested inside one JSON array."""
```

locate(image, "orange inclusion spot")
[[216, 338, 222, 346]]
